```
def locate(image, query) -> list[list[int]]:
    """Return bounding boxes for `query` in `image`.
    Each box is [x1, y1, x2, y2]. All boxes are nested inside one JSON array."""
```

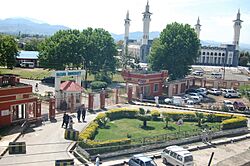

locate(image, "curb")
[[103, 133, 250, 166]]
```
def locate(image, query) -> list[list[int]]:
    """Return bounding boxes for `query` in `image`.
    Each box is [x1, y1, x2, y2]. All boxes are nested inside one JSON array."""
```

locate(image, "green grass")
[[94, 118, 219, 141], [0, 67, 52, 80], [0, 67, 125, 82]]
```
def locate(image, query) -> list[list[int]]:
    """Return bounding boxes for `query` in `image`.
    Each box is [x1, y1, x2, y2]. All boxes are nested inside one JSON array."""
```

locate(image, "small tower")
[[142, 0, 152, 45], [195, 17, 201, 39], [233, 9, 243, 50], [124, 10, 131, 46]]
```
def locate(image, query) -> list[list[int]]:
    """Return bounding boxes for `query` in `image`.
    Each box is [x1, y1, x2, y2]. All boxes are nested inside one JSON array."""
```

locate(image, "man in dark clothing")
[[65, 114, 69, 129], [81, 104, 86, 122], [77, 106, 81, 122], [62, 112, 67, 128]]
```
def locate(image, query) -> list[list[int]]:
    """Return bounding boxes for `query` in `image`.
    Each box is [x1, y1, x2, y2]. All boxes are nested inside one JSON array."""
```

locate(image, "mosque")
[[123, 2, 243, 67]]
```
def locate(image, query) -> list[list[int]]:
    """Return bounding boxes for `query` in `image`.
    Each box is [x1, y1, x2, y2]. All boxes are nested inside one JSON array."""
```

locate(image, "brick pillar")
[[127, 85, 133, 103], [49, 98, 55, 120], [100, 90, 105, 109], [9, 76, 16, 86], [115, 88, 119, 104], [0, 76, 2, 87], [88, 93, 94, 110], [36, 100, 41, 118], [70, 94, 74, 113]]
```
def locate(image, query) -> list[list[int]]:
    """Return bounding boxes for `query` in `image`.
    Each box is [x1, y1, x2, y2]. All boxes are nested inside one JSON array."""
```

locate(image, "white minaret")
[[195, 17, 201, 39], [124, 10, 131, 46], [233, 9, 243, 50], [142, 0, 152, 45]]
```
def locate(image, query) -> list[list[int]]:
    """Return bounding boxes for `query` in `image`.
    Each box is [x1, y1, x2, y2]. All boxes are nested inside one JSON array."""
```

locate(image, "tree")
[[163, 115, 171, 128], [38, 28, 118, 85], [0, 34, 19, 69], [24, 38, 44, 51], [39, 29, 82, 70], [195, 112, 204, 127], [149, 22, 200, 80], [239, 51, 250, 66], [138, 115, 151, 127]]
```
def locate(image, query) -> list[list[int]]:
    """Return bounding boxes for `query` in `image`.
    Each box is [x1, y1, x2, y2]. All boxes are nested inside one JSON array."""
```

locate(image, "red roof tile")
[[60, 81, 83, 92]]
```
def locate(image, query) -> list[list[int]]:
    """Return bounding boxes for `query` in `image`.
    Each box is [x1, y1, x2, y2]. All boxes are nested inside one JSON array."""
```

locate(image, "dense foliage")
[[38, 28, 117, 82], [0, 34, 19, 69], [149, 22, 200, 80]]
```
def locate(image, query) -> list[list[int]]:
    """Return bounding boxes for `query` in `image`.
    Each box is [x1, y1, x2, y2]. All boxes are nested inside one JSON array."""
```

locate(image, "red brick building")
[[0, 75, 41, 127], [122, 70, 168, 98]]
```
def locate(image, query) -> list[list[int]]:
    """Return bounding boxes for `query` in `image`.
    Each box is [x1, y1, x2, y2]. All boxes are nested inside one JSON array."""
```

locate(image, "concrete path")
[[0, 112, 97, 166]]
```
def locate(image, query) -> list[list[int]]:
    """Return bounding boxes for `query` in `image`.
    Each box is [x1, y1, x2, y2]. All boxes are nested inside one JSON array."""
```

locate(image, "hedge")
[[222, 117, 248, 130], [150, 110, 160, 121], [90, 81, 107, 90], [79, 122, 99, 140], [106, 108, 139, 120]]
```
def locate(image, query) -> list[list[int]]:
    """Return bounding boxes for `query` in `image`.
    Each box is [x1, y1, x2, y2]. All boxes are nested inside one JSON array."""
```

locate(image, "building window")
[[211, 52, 213, 55], [207, 52, 209, 55], [215, 52, 217, 56], [222, 53, 225, 56], [202, 56, 205, 63], [154, 83, 159, 92], [219, 53, 221, 56], [203, 52, 205, 55]]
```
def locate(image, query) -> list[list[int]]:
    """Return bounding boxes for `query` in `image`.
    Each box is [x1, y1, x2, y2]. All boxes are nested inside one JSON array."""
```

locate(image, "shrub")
[[162, 112, 196, 122], [95, 113, 109, 127], [139, 108, 145, 115], [106, 108, 139, 120], [150, 110, 160, 121], [90, 81, 108, 90], [222, 117, 248, 130], [79, 122, 99, 140], [79, 138, 131, 155], [94, 72, 112, 84], [137, 115, 152, 127]]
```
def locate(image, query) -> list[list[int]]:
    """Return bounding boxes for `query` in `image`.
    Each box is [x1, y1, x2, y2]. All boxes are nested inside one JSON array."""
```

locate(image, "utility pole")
[[208, 152, 214, 166]]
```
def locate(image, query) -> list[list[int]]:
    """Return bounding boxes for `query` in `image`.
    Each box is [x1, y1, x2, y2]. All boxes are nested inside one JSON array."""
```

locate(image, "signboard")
[[54, 70, 85, 77], [1, 110, 10, 116]]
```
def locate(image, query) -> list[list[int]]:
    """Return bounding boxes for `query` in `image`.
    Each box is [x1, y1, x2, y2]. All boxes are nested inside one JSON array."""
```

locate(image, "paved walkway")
[[0, 111, 97, 166]]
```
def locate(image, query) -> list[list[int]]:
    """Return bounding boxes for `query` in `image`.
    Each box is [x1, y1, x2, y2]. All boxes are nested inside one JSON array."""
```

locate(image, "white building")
[[195, 10, 242, 67]]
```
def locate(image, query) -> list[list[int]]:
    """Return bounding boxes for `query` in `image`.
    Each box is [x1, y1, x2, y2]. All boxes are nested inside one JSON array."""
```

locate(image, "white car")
[[128, 154, 157, 166], [223, 100, 234, 111], [192, 70, 204, 76], [221, 89, 241, 98], [208, 88, 222, 96], [188, 93, 203, 101]]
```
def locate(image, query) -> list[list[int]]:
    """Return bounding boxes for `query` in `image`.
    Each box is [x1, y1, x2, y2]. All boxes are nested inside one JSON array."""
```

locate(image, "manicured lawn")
[[94, 118, 220, 141], [0, 67, 125, 82]]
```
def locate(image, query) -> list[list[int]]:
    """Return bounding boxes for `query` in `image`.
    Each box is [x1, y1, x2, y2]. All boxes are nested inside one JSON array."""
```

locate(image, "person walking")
[[77, 106, 82, 122], [81, 104, 86, 122], [95, 154, 100, 166], [62, 112, 67, 128], [65, 114, 69, 129], [68, 116, 73, 129]]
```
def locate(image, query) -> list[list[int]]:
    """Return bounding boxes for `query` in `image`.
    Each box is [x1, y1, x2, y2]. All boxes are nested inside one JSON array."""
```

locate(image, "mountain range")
[[0, 18, 69, 35], [0, 18, 249, 51]]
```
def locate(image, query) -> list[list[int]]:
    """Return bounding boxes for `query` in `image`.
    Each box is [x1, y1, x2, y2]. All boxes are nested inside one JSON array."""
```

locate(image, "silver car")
[[128, 154, 157, 166]]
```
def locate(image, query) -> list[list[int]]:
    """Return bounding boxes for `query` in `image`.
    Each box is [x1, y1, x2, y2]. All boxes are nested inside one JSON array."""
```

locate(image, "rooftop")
[[60, 81, 83, 92], [17, 51, 39, 60]]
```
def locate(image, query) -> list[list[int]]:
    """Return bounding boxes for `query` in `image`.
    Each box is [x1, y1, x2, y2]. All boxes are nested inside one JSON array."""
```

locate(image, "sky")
[[0, 0, 250, 44]]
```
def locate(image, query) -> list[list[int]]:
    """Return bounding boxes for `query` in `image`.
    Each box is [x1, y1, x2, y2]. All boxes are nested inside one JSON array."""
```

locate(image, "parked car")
[[207, 88, 222, 96], [128, 154, 157, 166], [223, 100, 234, 111], [233, 101, 246, 111], [184, 94, 200, 104], [185, 88, 198, 94], [192, 70, 204, 76], [164, 98, 172, 104], [188, 93, 203, 101], [161, 145, 194, 166], [211, 72, 222, 79], [196, 87, 208, 96], [221, 89, 241, 98], [41, 77, 55, 84]]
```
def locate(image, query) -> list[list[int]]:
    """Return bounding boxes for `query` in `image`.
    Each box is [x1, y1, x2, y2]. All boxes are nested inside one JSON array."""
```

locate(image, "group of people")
[[77, 104, 86, 123], [61, 104, 87, 129], [61, 112, 73, 129]]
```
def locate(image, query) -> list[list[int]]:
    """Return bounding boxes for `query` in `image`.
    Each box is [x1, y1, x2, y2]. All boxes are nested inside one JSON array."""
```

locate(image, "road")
[[149, 138, 250, 166]]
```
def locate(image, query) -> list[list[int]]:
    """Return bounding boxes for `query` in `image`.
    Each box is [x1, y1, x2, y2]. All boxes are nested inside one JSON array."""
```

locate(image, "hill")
[[0, 18, 69, 35]]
